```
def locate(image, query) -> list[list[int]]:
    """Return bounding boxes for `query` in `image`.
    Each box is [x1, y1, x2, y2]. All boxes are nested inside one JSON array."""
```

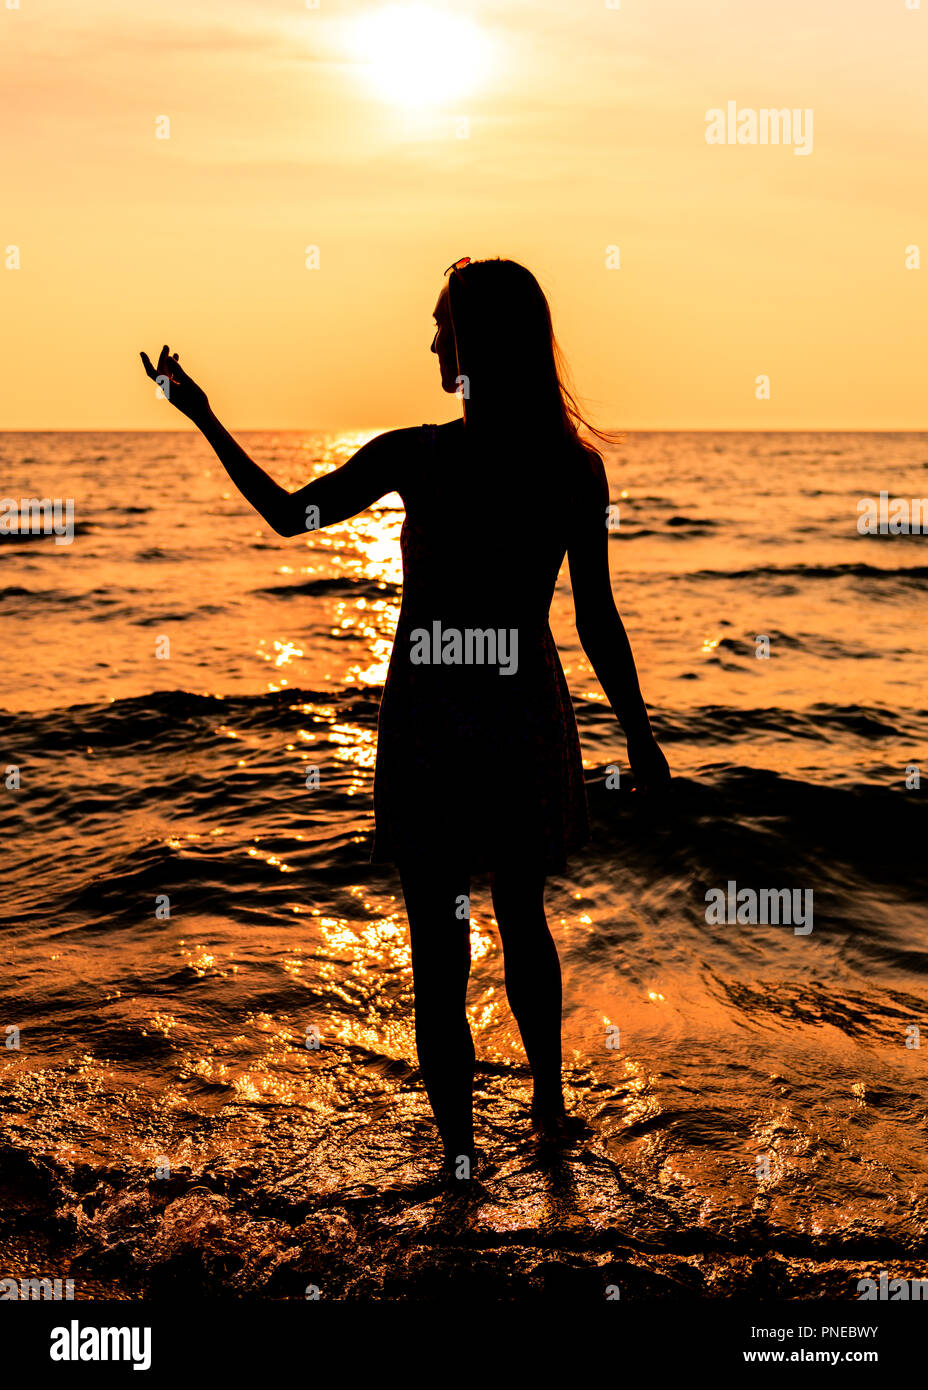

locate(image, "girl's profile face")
[[431, 286, 459, 394]]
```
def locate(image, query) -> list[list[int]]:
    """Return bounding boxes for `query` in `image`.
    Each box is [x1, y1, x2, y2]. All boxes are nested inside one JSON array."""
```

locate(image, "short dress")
[[370, 420, 591, 874]]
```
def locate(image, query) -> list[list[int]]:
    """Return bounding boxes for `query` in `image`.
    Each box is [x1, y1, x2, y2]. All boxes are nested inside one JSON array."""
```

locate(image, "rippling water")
[[1, 429, 926, 1299]]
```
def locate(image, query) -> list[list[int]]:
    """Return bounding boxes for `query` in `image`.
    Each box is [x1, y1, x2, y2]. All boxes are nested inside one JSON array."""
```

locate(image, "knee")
[[491, 889, 548, 942], [490, 865, 546, 921]]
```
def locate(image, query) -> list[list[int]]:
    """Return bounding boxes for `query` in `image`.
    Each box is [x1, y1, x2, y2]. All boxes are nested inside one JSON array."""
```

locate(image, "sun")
[[349, 4, 494, 108]]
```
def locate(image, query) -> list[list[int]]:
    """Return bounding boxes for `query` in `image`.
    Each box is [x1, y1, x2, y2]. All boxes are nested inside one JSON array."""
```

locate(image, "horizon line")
[[2, 427, 927, 436]]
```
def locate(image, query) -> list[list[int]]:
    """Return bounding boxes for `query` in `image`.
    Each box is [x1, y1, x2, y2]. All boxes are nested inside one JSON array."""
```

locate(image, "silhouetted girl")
[[141, 256, 669, 1179]]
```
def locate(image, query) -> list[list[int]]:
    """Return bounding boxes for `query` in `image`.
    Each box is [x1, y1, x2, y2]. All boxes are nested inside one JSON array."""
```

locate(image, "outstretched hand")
[[140, 344, 210, 424]]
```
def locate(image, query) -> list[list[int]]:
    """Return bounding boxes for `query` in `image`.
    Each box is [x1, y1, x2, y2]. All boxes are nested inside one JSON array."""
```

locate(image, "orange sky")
[[2, 0, 926, 430]]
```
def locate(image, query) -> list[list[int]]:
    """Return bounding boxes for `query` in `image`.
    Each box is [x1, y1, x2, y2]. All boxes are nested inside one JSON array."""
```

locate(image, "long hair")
[[446, 258, 620, 461]]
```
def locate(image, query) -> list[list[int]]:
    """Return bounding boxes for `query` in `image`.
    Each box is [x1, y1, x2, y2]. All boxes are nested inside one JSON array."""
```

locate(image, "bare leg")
[[398, 860, 475, 1165], [490, 860, 565, 1121]]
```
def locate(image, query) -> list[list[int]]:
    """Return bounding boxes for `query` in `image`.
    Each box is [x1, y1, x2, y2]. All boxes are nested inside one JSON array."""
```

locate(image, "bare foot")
[[439, 1148, 478, 1184], [438, 1148, 494, 1188], [530, 1102, 592, 1145]]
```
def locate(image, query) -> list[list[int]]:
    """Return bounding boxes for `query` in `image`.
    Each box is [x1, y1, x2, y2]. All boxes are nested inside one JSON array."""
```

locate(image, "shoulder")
[[376, 420, 459, 450], [569, 440, 609, 509], [427, 418, 464, 446], [365, 425, 429, 455], [359, 423, 445, 500], [561, 441, 609, 550], [361, 425, 431, 474], [406, 420, 462, 473]]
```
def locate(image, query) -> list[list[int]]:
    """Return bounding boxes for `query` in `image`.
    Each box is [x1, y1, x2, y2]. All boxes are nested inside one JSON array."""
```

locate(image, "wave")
[[0, 1040, 924, 1299], [0, 520, 97, 544], [687, 562, 928, 583], [256, 577, 400, 599], [583, 766, 928, 938], [0, 686, 381, 752], [3, 687, 923, 748], [0, 585, 73, 602], [0, 584, 144, 613]]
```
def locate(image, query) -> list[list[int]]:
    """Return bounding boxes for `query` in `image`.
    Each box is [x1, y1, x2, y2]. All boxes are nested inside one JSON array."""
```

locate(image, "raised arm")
[[140, 344, 410, 536], [279, 428, 416, 535], [567, 449, 670, 794]]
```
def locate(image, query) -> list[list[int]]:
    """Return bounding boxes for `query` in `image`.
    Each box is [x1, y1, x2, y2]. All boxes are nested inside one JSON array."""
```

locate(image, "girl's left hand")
[[627, 731, 671, 796]]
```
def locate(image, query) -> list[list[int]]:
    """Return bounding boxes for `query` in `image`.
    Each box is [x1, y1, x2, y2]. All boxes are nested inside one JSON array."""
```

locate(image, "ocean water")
[[1, 429, 926, 1300]]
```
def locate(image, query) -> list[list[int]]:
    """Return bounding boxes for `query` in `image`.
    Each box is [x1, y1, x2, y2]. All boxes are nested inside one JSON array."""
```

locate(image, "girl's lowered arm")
[[567, 451, 670, 793]]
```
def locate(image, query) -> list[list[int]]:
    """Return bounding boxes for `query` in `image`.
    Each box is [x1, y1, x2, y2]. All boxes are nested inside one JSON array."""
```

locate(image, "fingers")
[[162, 346, 185, 379], [141, 346, 183, 387]]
